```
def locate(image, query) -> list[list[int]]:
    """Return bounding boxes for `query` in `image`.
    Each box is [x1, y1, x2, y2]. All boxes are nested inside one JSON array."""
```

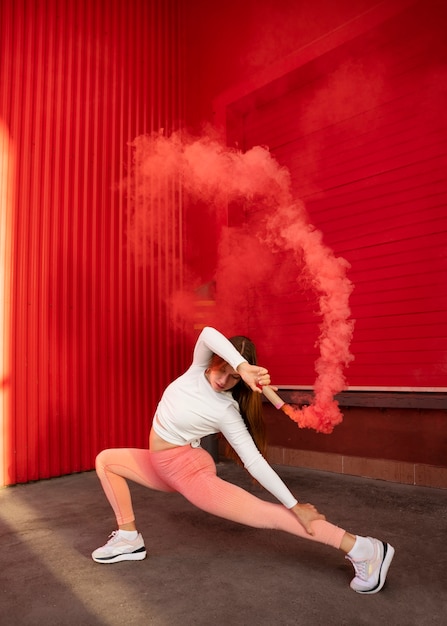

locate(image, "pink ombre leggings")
[[95, 445, 345, 550]]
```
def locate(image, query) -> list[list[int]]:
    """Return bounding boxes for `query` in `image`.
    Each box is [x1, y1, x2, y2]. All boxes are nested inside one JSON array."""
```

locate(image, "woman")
[[92, 326, 394, 594]]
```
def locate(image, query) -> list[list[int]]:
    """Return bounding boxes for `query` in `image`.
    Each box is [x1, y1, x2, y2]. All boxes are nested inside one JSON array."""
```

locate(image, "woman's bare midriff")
[[149, 427, 180, 452]]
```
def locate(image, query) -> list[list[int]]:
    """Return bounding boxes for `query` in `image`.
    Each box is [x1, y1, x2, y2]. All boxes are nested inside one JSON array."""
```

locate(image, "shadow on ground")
[[0, 460, 445, 625]]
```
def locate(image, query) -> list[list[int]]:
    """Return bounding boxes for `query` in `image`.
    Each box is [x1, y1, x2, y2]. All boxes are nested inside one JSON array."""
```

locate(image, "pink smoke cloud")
[[124, 131, 354, 433]]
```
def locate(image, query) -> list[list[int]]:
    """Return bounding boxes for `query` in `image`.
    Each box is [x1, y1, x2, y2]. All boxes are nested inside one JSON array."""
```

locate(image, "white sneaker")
[[92, 531, 147, 564], [346, 537, 395, 594]]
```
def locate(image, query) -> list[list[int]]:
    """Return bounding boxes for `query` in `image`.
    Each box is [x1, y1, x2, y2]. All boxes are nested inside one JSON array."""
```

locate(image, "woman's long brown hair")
[[210, 335, 267, 462]]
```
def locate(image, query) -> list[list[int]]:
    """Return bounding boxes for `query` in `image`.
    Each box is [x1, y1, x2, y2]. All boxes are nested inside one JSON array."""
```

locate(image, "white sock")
[[348, 536, 374, 560], [118, 529, 138, 541]]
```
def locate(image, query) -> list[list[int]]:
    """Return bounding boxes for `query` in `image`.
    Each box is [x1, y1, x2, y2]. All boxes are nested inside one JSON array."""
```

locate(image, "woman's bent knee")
[[95, 448, 114, 472]]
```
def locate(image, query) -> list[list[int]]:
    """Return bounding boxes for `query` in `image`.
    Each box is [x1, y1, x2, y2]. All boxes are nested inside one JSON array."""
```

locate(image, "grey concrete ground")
[[0, 460, 446, 626]]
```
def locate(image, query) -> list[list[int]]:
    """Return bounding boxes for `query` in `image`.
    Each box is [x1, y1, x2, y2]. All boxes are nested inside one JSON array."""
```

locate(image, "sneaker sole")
[[92, 547, 147, 564], [355, 542, 395, 594]]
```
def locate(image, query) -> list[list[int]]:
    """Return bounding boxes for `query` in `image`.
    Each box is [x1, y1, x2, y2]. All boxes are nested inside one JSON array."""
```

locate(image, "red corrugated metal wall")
[[225, 0, 447, 390], [0, 0, 186, 485]]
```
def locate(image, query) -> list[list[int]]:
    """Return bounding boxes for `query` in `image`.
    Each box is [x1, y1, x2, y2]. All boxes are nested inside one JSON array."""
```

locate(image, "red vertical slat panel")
[[0, 117, 14, 488], [0, 3, 14, 489], [0, 0, 186, 485]]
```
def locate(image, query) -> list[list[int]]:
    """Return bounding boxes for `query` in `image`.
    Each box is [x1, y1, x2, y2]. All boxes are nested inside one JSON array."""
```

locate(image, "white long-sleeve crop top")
[[153, 326, 298, 509]]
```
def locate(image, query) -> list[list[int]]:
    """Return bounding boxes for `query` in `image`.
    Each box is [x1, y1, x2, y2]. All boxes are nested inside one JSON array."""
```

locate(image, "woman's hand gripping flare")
[[237, 362, 271, 392]]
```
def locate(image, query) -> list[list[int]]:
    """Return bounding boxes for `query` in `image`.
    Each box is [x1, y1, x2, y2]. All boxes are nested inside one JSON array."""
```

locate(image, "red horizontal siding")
[[227, 0, 447, 389]]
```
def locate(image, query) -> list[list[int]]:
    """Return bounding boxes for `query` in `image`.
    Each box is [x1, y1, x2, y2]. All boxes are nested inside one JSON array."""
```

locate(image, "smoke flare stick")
[[262, 385, 286, 410], [261, 385, 340, 434]]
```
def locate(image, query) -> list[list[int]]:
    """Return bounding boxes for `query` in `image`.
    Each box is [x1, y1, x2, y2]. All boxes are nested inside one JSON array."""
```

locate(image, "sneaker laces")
[[106, 530, 121, 545], [346, 555, 369, 581]]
